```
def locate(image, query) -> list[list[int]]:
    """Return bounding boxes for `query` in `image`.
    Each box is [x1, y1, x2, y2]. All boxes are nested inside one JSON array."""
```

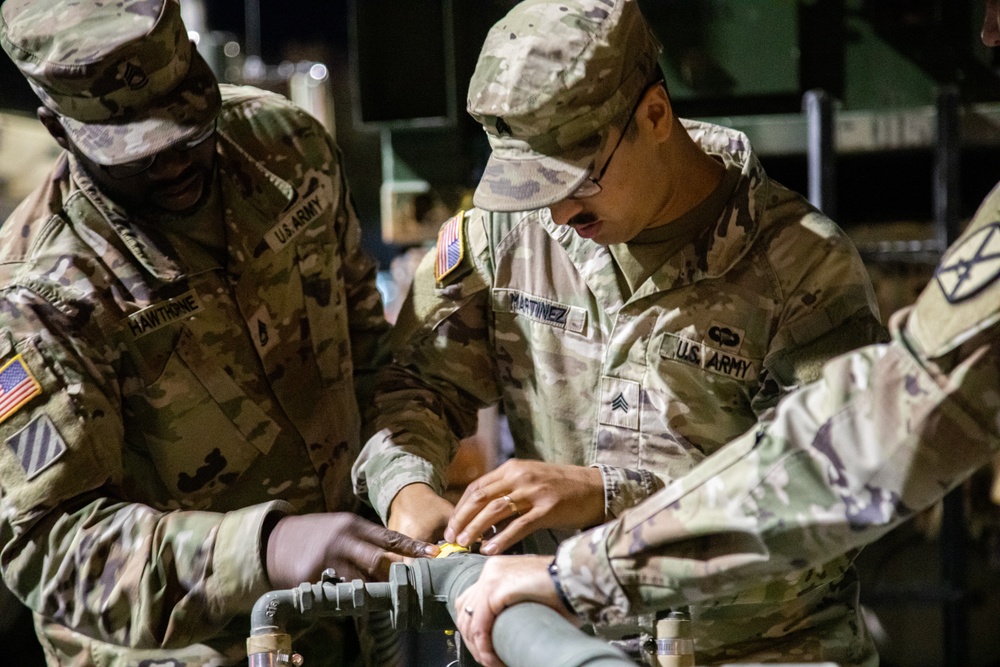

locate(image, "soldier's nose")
[[548, 199, 584, 226]]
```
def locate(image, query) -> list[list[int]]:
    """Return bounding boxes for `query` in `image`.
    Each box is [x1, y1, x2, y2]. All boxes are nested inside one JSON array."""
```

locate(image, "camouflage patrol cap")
[[468, 0, 662, 211], [0, 0, 221, 166]]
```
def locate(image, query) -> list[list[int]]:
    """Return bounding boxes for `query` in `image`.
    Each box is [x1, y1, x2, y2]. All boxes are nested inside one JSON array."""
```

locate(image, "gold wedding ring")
[[503, 494, 520, 516]]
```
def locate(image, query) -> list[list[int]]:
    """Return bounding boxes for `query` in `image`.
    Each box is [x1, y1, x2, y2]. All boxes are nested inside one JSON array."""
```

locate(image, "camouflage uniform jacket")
[[0, 85, 388, 666], [355, 120, 882, 664], [555, 180, 1000, 667]]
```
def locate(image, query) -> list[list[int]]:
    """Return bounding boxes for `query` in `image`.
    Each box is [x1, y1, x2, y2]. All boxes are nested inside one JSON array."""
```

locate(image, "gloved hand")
[[265, 512, 438, 589]]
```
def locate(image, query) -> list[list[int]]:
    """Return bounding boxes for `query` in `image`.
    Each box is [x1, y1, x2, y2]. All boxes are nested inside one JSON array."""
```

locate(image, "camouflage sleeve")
[[327, 139, 391, 441], [552, 184, 1000, 625], [594, 464, 664, 520], [556, 308, 999, 624], [0, 289, 288, 648], [553, 173, 1000, 626], [753, 208, 885, 414], [353, 211, 501, 521]]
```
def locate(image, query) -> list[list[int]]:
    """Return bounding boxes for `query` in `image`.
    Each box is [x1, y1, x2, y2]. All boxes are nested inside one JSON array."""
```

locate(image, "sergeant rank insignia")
[[435, 211, 466, 283], [936, 222, 1000, 304]]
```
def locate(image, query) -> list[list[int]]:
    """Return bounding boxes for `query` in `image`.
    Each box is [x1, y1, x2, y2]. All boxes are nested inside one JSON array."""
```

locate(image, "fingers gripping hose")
[[248, 554, 634, 667]]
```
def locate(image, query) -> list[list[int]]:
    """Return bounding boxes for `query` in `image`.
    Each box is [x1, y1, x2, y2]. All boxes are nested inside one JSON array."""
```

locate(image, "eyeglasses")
[[569, 80, 663, 200], [99, 119, 217, 179]]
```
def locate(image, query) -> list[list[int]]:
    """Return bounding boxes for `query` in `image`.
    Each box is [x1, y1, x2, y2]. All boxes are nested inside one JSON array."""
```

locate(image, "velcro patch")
[[661, 334, 758, 383], [265, 182, 331, 252], [6, 414, 66, 480], [435, 211, 466, 284], [935, 222, 1000, 304], [599, 377, 641, 431], [493, 289, 587, 334], [0, 354, 42, 424], [127, 289, 203, 339], [707, 320, 745, 353]]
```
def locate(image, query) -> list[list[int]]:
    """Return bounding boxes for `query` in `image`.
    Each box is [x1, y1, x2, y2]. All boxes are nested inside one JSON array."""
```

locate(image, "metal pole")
[[245, 0, 261, 59], [803, 89, 836, 219], [934, 85, 967, 667], [934, 86, 962, 250]]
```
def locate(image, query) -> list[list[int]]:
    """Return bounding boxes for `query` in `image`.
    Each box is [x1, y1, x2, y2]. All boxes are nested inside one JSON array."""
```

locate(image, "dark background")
[[4, 0, 1000, 270]]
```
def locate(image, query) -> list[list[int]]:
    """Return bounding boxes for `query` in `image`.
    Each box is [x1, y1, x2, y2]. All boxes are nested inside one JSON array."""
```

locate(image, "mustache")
[[568, 212, 598, 227]]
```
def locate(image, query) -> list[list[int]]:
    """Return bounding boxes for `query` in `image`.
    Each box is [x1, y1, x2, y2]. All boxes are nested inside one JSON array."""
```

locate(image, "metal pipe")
[[803, 89, 836, 218], [248, 555, 636, 667], [244, 0, 261, 59], [247, 571, 395, 667], [934, 85, 968, 667], [934, 86, 962, 249]]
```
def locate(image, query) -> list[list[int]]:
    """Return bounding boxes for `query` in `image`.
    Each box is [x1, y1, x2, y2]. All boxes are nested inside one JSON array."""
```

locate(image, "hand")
[[388, 482, 455, 542], [455, 555, 576, 667], [265, 512, 438, 589], [444, 460, 605, 555]]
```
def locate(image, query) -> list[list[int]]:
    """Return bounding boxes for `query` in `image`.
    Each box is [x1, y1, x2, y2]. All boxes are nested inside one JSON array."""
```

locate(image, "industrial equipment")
[[247, 552, 640, 667]]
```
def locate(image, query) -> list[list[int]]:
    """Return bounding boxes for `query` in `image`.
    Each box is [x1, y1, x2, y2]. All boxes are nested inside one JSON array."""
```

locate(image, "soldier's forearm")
[[556, 313, 1000, 624]]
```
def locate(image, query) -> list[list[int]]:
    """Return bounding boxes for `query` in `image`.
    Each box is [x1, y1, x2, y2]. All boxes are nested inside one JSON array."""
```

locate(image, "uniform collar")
[[66, 127, 296, 284], [68, 155, 187, 282], [675, 119, 765, 281], [540, 120, 766, 303]]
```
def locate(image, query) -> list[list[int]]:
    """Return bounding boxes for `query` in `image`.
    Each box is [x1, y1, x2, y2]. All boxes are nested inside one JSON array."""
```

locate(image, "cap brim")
[[61, 48, 221, 166], [472, 138, 598, 212]]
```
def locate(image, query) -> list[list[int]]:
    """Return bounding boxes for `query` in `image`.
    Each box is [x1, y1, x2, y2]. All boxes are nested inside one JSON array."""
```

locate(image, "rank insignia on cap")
[[435, 211, 466, 283], [936, 222, 1000, 304], [0, 355, 42, 425], [6, 414, 67, 480]]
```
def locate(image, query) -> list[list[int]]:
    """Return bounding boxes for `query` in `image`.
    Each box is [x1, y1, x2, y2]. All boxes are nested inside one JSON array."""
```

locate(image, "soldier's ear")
[[638, 85, 673, 144], [37, 107, 71, 151]]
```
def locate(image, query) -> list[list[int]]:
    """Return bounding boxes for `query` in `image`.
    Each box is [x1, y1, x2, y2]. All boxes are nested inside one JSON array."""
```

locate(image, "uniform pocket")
[[653, 333, 761, 455], [129, 326, 280, 509]]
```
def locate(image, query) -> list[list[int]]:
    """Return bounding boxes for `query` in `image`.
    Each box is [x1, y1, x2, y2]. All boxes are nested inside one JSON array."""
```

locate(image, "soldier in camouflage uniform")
[[354, 0, 884, 664], [0, 1, 434, 666], [453, 3, 1000, 667], [458, 187, 1000, 667]]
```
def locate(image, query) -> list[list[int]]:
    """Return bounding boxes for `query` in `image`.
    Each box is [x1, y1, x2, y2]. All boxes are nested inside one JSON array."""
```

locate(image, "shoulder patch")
[[0, 355, 42, 425], [935, 222, 1000, 304], [6, 414, 67, 480], [435, 211, 467, 284]]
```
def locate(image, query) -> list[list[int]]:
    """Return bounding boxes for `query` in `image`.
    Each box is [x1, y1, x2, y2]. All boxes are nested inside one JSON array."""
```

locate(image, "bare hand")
[[444, 461, 605, 555], [388, 482, 455, 542], [265, 512, 437, 589], [455, 555, 576, 667]]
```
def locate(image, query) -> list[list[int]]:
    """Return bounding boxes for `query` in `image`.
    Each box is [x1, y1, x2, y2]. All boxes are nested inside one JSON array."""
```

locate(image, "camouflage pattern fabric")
[[354, 120, 884, 665], [554, 179, 1000, 667], [0, 0, 221, 165], [0, 85, 389, 667], [467, 0, 662, 211]]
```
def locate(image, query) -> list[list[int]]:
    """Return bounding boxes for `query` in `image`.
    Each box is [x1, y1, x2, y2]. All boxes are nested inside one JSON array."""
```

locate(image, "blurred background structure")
[[1, 1, 1000, 665]]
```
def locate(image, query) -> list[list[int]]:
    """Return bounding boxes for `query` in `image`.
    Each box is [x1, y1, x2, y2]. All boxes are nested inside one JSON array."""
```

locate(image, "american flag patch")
[[0, 355, 41, 424], [435, 211, 466, 283], [6, 414, 66, 480]]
